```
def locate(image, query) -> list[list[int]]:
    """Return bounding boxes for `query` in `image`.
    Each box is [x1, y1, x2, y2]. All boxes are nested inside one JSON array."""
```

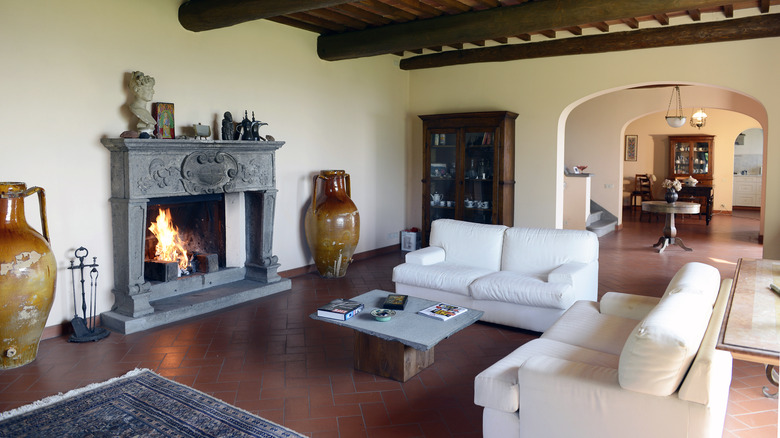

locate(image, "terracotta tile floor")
[[0, 209, 776, 437]]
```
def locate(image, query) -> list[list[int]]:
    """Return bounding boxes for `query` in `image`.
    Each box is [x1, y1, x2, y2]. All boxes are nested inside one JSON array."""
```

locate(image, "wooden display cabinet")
[[669, 135, 715, 225], [669, 135, 715, 184], [420, 111, 517, 245]]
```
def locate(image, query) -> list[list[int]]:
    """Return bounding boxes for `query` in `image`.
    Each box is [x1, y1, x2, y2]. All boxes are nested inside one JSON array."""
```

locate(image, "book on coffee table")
[[382, 294, 408, 310], [417, 302, 468, 321], [317, 299, 364, 321]]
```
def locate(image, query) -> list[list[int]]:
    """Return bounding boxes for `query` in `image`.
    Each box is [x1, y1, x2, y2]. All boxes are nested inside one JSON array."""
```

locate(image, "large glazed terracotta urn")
[[304, 170, 360, 278], [0, 182, 57, 369]]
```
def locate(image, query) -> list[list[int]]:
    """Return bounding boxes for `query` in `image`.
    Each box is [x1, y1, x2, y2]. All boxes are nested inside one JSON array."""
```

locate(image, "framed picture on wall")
[[625, 135, 637, 161]]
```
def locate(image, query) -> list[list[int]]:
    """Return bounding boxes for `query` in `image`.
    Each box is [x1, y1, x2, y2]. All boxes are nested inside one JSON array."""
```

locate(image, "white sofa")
[[475, 262, 732, 438], [392, 219, 599, 332]]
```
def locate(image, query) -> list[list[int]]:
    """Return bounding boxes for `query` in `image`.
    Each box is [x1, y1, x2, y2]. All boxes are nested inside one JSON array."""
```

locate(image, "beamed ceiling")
[[178, 0, 780, 70]]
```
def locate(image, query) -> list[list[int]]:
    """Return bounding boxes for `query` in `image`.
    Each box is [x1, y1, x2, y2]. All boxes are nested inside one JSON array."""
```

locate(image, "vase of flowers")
[[662, 179, 682, 203]]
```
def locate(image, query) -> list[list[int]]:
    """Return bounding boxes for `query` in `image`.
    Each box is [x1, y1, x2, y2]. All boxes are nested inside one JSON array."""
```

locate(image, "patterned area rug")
[[0, 369, 306, 437]]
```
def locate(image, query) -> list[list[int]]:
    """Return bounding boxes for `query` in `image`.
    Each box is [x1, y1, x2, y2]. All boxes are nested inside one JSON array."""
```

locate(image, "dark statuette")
[[221, 112, 234, 141]]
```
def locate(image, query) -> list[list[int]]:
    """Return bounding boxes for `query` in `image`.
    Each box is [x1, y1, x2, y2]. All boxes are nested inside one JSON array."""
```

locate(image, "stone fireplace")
[[101, 138, 291, 334]]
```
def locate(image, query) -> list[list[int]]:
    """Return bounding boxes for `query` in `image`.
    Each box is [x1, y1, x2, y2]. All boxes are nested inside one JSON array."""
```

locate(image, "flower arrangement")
[[661, 179, 682, 192]]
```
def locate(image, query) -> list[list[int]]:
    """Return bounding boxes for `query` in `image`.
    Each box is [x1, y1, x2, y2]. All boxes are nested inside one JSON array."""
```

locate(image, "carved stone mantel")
[[100, 138, 291, 334]]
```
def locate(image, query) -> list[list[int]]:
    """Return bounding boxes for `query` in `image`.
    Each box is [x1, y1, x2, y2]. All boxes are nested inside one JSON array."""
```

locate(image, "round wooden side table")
[[641, 201, 701, 253]]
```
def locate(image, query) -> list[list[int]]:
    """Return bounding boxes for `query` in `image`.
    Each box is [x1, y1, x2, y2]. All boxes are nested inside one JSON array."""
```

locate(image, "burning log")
[[195, 253, 218, 273], [144, 260, 179, 282]]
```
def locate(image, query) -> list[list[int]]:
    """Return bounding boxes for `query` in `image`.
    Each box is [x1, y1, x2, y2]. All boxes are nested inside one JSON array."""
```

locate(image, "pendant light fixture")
[[665, 85, 686, 128], [690, 108, 707, 129]]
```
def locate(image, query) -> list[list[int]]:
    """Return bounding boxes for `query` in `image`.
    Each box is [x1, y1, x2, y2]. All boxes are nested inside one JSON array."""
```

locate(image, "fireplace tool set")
[[67, 247, 109, 342]]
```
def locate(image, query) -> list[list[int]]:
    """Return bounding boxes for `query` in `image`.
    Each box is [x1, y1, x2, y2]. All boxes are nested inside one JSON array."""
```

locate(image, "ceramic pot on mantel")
[[304, 170, 360, 278], [665, 189, 679, 203], [0, 182, 57, 369]]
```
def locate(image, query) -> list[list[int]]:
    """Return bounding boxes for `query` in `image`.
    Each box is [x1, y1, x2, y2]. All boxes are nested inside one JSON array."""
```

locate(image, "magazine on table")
[[417, 302, 468, 321], [317, 299, 364, 321]]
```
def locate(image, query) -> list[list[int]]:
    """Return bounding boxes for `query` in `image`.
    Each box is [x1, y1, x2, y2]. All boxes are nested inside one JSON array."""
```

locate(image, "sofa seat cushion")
[[392, 261, 494, 296], [618, 293, 713, 396], [542, 301, 639, 356], [474, 338, 619, 413], [470, 271, 575, 309]]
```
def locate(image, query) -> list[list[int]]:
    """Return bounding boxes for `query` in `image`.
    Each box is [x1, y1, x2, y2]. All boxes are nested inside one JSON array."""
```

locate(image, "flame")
[[148, 208, 189, 270]]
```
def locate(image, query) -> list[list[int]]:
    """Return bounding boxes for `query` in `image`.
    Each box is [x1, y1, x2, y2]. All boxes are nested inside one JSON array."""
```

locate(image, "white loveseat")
[[475, 262, 732, 438], [392, 219, 599, 332]]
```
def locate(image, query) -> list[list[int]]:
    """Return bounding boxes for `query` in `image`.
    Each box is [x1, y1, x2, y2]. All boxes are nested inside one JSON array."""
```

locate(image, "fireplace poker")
[[67, 247, 110, 343]]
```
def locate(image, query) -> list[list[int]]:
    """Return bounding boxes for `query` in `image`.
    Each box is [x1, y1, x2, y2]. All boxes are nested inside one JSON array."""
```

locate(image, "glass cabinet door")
[[673, 141, 689, 175], [692, 141, 710, 175], [428, 131, 457, 222], [463, 129, 495, 224]]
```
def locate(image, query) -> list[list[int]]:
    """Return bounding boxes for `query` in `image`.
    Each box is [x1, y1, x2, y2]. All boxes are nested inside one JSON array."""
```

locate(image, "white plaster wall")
[[0, 1, 409, 327], [408, 38, 780, 257]]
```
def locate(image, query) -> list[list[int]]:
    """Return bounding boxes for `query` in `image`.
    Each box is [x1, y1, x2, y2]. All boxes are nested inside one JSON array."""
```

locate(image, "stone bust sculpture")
[[128, 71, 157, 133]]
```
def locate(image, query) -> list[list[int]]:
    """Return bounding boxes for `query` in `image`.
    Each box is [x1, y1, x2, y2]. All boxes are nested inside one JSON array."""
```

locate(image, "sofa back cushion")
[[430, 219, 507, 271], [618, 263, 721, 396], [662, 262, 721, 306], [501, 227, 598, 276]]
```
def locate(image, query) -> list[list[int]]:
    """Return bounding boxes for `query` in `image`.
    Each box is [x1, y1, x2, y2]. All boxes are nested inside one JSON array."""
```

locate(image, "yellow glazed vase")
[[0, 182, 56, 369], [304, 170, 360, 278]]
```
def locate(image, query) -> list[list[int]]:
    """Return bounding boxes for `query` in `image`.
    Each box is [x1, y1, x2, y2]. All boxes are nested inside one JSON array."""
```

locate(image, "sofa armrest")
[[404, 246, 445, 265], [517, 356, 691, 438], [547, 261, 598, 301], [599, 292, 660, 320]]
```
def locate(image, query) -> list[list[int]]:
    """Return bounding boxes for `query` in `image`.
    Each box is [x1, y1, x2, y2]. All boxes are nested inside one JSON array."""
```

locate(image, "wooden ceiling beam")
[[318, 0, 734, 60], [331, 4, 393, 26], [622, 17, 640, 29], [394, 0, 442, 18], [179, 0, 354, 32], [399, 14, 780, 70], [654, 14, 670, 25], [356, 0, 418, 21], [688, 9, 702, 21]]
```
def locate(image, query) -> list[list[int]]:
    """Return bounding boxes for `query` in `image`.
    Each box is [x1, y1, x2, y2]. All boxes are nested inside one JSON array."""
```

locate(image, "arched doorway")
[[561, 83, 767, 239]]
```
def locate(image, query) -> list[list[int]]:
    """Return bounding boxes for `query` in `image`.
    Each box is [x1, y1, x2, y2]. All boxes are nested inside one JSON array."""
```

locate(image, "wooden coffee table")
[[311, 290, 483, 382]]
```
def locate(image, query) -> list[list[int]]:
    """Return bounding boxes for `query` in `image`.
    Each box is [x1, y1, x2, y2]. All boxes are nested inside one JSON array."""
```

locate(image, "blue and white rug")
[[0, 369, 306, 437]]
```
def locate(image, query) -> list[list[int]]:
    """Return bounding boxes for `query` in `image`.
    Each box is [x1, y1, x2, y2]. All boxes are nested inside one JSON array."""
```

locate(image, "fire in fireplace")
[[144, 194, 226, 281]]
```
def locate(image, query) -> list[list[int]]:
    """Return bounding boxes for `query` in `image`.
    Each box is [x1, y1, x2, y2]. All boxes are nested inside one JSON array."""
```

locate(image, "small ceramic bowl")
[[370, 309, 396, 322]]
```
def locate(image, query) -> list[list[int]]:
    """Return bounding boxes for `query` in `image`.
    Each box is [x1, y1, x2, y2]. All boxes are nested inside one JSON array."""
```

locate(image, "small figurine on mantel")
[[127, 71, 157, 137], [221, 112, 234, 140], [221, 110, 271, 141]]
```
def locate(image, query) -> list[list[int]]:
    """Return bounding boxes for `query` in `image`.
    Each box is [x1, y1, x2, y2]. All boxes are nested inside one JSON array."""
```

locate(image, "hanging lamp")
[[665, 85, 686, 128], [690, 108, 707, 129]]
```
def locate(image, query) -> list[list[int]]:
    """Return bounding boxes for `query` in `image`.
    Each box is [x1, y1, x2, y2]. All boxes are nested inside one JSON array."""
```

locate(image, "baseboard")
[[279, 244, 401, 278], [41, 245, 401, 340], [733, 206, 760, 211], [42, 317, 104, 341]]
